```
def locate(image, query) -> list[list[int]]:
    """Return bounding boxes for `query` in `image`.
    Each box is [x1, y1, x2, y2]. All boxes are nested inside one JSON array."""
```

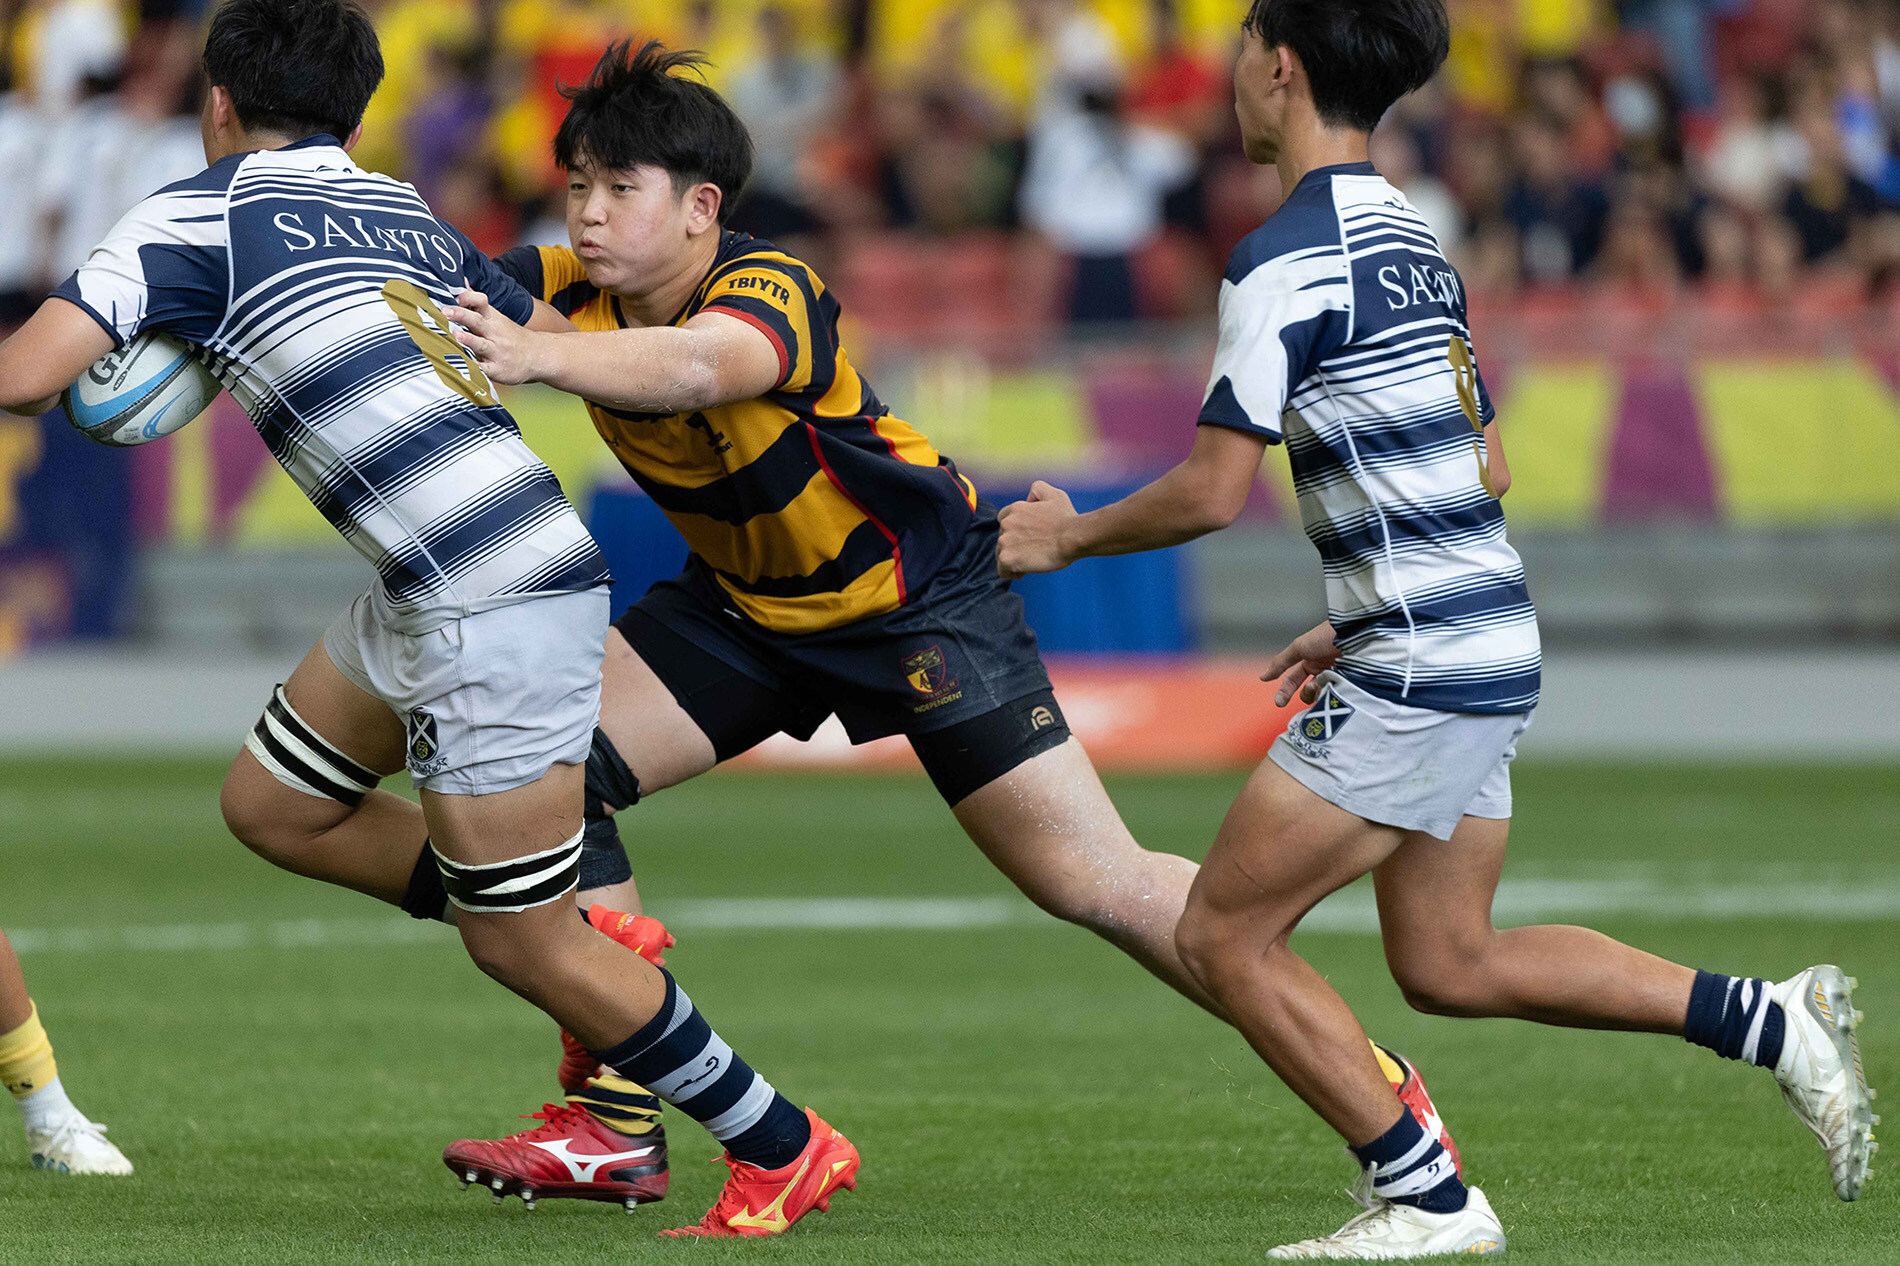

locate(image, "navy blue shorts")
[[613, 506, 1066, 803]]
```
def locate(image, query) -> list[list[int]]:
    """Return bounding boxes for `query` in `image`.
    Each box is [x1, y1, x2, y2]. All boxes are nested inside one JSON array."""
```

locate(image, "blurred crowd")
[[6, 0, 1900, 331]]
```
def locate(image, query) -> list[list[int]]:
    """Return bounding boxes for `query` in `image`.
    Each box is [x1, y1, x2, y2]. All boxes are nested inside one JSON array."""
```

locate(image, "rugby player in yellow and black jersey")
[[437, 39, 1462, 1224]]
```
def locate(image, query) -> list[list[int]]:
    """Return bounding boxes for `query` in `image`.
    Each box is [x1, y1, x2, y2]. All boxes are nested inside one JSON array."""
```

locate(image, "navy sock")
[[1350, 1108, 1467, 1214], [591, 970, 812, 1170], [1684, 970, 1785, 1069]]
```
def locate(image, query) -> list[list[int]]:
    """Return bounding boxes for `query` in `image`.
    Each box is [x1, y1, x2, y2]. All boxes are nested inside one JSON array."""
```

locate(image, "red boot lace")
[[683, 1154, 755, 1230], [508, 1102, 595, 1142]]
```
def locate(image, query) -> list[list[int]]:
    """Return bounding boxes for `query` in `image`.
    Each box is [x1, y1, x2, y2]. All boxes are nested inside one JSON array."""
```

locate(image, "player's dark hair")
[[1243, 0, 1449, 132], [203, 0, 384, 142], [553, 40, 753, 224]]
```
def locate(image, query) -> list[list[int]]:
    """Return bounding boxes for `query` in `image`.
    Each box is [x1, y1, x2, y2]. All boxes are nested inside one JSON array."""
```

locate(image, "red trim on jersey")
[[702, 305, 790, 387], [804, 422, 907, 604]]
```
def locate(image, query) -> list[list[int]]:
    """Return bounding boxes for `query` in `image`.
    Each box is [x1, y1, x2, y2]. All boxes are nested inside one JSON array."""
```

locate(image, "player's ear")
[[205, 85, 234, 135], [1271, 42, 1297, 92], [340, 122, 364, 153], [685, 182, 723, 236]]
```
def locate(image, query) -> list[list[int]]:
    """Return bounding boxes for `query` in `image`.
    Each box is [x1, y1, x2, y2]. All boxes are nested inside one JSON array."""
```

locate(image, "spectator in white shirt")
[[1019, 79, 1195, 324]]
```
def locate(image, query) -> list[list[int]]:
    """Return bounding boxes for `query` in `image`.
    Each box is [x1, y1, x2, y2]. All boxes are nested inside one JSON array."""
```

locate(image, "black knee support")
[[400, 840, 450, 922], [584, 726, 641, 816], [580, 728, 638, 892], [580, 817, 633, 891]]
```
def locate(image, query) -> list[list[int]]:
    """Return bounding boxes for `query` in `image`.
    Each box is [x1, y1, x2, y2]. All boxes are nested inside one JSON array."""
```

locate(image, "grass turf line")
[[0, 759, 1895, 1263]]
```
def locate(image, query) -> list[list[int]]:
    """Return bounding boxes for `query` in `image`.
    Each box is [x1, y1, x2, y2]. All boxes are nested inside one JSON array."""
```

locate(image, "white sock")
[[17, 1075, 78, 1133]]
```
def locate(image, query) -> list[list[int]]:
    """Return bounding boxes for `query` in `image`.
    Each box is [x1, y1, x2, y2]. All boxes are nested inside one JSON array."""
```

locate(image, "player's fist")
[[997, 481, 1078, 579]]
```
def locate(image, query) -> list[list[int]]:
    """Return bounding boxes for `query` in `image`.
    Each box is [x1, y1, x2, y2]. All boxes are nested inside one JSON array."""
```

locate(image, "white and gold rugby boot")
[[1267, 1187, 1504, 1259], [1770, 964, 1877, 1200]]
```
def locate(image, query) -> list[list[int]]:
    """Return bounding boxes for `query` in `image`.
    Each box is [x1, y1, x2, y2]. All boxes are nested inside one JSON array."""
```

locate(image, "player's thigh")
[[950, 736, 1139, 895], [220, 637, 406, 838], [1372, 814, 1511, 976], [423, 759, 586, 866], [598, 627, 717, 794], [1186, 758, 1404, 946]]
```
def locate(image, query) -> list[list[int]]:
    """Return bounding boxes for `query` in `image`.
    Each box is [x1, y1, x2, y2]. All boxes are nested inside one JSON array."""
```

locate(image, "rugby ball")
[[63, 331, 221, 447]]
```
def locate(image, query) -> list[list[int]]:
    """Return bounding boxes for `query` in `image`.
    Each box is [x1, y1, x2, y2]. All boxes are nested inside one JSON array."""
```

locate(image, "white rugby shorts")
[[322, 585, 609, 795], [1268, 671, 1532, 841]]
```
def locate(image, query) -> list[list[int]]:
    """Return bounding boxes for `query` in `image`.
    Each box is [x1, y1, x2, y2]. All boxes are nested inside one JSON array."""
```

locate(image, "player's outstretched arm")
[[0, 300, 117, 417], [447, 290, 779, 414], [996, 425, 1268, 578]]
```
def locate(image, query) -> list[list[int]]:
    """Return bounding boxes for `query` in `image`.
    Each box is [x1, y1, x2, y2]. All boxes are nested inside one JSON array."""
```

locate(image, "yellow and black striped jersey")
[[497, 232, 978, 634]]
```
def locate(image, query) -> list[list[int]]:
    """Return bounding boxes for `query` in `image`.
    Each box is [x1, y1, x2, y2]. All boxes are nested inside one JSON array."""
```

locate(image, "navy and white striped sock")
[[590, 969, 811, 1171], [1684, 970, 1786, 1068], [1350, 1108, 1468, 1214]]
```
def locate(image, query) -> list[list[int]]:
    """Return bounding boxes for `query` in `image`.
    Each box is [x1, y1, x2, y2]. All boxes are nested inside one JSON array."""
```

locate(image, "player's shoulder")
[[97, 158, 242, 249], [1224, 173, 1351, 291], [154, 153, 247, 199], [703, 231, 823, 298], [494, 243, 599, 316]]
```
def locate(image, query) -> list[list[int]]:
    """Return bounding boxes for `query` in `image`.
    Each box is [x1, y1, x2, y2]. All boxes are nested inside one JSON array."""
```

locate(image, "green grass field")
[[1, 758, 1895, 1263]]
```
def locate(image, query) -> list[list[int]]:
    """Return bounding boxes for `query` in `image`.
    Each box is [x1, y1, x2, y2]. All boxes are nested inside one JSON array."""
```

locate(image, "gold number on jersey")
[[381, 279, 500, 409], [1447, 335, 1496, 498]]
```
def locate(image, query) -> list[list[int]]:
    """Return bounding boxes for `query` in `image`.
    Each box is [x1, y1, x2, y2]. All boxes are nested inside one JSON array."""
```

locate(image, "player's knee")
[[219, 762, 292, 857], [455, 916, 553, 990], [1397, 979, 1483, 1018], [1390, 942, 1497, 1017], [1019, 877, 1117, 933], [1174, 904, 1241, 992]]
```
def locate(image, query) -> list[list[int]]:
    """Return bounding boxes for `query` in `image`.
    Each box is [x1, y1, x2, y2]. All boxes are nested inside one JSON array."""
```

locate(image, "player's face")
[[566, 162, 698, 294], [1233, 30, 1283, 164]]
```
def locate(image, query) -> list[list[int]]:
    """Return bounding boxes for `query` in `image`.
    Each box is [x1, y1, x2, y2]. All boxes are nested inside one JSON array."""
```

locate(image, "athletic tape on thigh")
[[243, 684, 381, 806], [434, 829, 583, 914]]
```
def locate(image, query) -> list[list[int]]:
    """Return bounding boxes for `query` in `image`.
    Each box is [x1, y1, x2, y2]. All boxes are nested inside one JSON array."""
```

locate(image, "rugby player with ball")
[[0, 0, 855, 1236]]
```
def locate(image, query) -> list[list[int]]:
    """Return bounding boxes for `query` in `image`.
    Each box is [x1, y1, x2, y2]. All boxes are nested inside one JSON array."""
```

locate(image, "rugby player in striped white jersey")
[[0, 0, 852, 1234], [998, 1, 1874, 1255]]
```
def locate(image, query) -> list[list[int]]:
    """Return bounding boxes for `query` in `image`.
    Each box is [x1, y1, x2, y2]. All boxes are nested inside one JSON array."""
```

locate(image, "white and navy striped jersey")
[[52, 135, 608, 634], [1201, 162, 1539, 714]]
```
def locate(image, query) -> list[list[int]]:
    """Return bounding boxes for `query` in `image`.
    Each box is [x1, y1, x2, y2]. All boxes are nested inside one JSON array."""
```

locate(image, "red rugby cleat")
[[557, 909, 675, 1092], [443, 1101, 668, 1211], [658, 1109, 858, 1238], [1373, 1041, 1463, 1177]]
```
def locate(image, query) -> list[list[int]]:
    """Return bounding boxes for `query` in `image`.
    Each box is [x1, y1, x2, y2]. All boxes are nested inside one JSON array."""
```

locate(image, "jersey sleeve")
[[438, 222, 535, 326], [1452, 289, 1496, 426], [50, 190, 229, 349], [698, 255, 823, 392], [1197, 248, 1352, 444], [1473, 356, 1496, 425], [492, 244, 546, 298], [493, 244, 595, 315]]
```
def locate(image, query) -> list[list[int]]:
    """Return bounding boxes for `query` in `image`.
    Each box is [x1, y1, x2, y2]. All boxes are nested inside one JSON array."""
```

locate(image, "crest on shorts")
[[903, 645, 950, 696], [1298, 685, 1355, 743], [407, 707, 440, 763]]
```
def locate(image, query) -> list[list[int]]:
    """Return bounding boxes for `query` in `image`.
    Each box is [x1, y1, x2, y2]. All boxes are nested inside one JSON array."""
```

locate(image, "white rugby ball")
[[63, 331, 222, 447]]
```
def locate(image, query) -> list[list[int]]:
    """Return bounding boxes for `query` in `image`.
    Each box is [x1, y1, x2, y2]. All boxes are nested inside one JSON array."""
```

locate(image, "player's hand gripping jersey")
[[1200, 162, 1540, 714], [54, 136, 608, 632], [497, 232, 978, 634]]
